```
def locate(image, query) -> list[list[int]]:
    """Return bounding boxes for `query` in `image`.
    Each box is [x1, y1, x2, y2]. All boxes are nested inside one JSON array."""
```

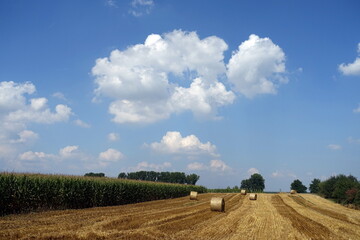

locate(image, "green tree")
[[332, 175, 358, 203], [249, 173, 265, 192], [240, 179, 250, 190], [309, 178, 321, 193], [118, 172, 127, 179], [241, 174, 265, 192], [319, 176, 337, 198], [290, 179, 307, 193], [186, 174, 200, 185]]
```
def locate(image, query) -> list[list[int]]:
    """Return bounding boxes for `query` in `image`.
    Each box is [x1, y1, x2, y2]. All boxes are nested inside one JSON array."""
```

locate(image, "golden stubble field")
[[0, 193, 360, 240]]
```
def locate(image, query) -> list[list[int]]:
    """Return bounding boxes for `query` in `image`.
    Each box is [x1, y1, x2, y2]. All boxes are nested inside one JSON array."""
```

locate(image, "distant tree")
[[170, 172, 186, 184], [186, 174, 200, 185], [118, 172, 127, 179], [240, 179, 251, 190], [241, 174, 265, 192], [319, 176, 337, 198], [290, 179, 307, 193], [84, 172, 105, 177], [309, 178, 321, 193], [249, 173, 265, 192], [332, 175, 358, 203]]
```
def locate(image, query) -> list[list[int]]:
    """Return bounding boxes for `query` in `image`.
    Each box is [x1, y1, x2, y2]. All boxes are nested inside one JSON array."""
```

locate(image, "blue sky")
[[1, 0, 359, 191]]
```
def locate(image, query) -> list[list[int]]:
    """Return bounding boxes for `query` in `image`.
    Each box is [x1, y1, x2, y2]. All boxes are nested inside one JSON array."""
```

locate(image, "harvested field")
[[0, 193, 359, 240]]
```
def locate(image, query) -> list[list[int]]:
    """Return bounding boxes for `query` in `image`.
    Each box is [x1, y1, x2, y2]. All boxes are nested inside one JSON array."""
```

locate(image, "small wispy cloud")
[[353, 104, 360, 113], [108, 132, 119, 141], [187, 160, 232, 173], [247, 167, 259, 176], [327, 144, 342, 150], [132, 161, 171, 171], [52, 92, 68, 102], [271, 170, 297, 179], [348, 137, 360, 145], [129, 0, 154, 17], [74, 119, 91, 128], [105, 0, 117, 8]]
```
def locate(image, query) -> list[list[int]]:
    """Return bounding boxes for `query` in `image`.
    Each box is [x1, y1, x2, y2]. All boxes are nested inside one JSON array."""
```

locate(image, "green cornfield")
[[0, 173, 207, 216]]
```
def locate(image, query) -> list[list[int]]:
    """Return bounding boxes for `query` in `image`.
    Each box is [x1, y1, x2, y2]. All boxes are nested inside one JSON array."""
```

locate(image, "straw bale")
[[190, 191, 198, 200], [210, 197, 225, 212], [290, 190, 297, 194], [240, 189, 247, 195], [249, 193, 257, 200]]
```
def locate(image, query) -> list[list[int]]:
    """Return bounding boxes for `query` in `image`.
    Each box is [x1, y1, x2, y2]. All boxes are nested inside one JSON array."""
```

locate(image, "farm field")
[[0, 193, 360, 240]]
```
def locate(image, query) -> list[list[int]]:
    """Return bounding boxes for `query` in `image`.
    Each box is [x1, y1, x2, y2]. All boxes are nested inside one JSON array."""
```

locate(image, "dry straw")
[[190, 191, 198, 200], [210, 197, 225, 212], [249, 193, 257, 200], [240, 189, 247, 195], [290, 190, 297, 194]]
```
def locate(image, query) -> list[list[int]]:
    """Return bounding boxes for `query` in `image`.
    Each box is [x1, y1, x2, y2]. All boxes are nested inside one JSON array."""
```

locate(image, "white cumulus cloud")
[[10, 130, 38, 143], [227, 34, 287, 98], [15, 146, 124, 172], [59, 145, 79, 158], [149, 131, 218, 156], [0, 81, 73, 167], [99, 148, 123, 162], [92, 30, 234, 124], [19, 151, 55, 161], [0, 81, 35, 111], [339, 43, 360, 76], [209, 159, 231, 172]]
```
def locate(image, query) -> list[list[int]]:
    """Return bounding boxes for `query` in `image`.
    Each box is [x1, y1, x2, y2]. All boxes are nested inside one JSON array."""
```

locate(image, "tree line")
[[290, 175, 360, 207], [118, 171, 200, 185]]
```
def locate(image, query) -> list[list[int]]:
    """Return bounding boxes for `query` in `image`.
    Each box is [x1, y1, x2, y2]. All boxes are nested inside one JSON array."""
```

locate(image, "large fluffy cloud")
[[93, 31, 289, 124], [92, 30, 235, 124], [339, 43, 360, 76], [227, 34, 287, 98], [148, 131, 218, 156]]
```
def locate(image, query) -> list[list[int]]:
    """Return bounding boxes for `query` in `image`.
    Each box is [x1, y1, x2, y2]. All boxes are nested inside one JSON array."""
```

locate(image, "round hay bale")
[[210, 197, 225, 212], [249, 193, 257, 200], [190, 191, 198, 200], [290, 190, 297, 194], [240, 189, 247, 195]]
